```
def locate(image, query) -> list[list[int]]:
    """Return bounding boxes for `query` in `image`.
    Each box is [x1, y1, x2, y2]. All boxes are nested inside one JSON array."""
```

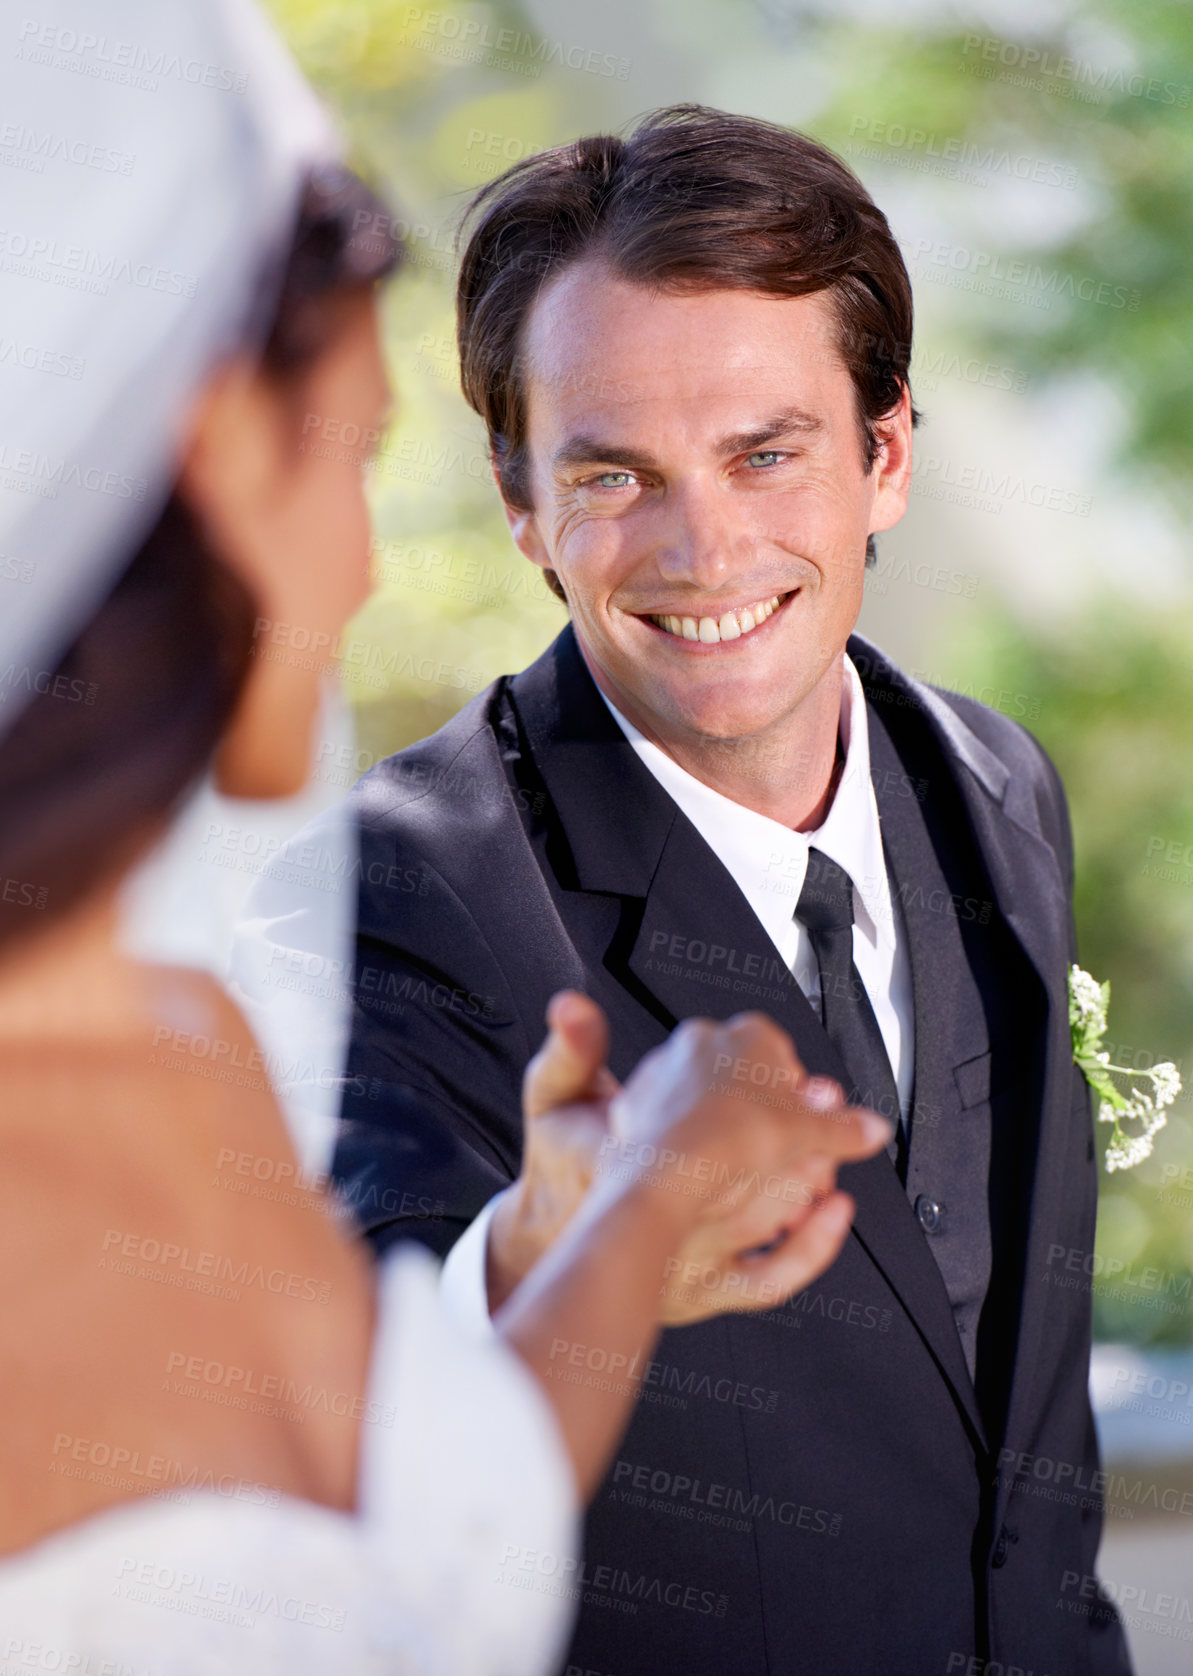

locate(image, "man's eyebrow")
[[552, 436, 660, 474], [551, 408, 824, 475], [718, 408, 824, 455]]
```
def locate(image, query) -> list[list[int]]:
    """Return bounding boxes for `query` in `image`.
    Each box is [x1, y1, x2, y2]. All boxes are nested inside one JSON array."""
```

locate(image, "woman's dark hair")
[[457, 104, 920, 598], [0, 166, 402, 953]]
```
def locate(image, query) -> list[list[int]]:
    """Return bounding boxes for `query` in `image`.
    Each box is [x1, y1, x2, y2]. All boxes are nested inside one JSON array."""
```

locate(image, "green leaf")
[[1092, 1074, 1129, 1112]]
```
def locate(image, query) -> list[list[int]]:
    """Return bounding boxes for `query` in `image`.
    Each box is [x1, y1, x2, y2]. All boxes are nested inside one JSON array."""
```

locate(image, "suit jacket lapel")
[[627, 806, 848, 1071], [509, 624, 672, 897], [851, 636, 1074, 1486], [866, 702, 969, 1161], [863, 704, 994, 1441], [849, 635, 1069, 1000], [922, 732, 1072, 1486]]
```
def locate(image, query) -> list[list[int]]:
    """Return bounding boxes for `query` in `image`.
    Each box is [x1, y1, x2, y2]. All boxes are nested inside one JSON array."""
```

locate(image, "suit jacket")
[[334, 626, 1131, 1676]]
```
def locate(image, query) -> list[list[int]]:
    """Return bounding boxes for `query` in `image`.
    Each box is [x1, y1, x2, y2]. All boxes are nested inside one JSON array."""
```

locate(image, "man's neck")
[[586, 649, 848, 833]]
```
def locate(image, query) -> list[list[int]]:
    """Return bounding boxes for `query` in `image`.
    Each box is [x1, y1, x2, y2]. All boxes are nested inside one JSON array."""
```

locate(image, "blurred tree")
[[801, 0, 1193, 502]]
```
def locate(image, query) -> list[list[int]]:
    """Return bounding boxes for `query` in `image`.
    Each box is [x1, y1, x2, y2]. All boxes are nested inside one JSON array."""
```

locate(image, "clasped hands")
[[487, 992, 892, 1322]]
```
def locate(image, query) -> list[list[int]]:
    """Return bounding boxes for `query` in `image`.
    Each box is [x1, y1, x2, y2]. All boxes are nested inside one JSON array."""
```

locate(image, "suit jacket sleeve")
[[335, 811, 532, 1259], [1033, 740, 1130, 1670]]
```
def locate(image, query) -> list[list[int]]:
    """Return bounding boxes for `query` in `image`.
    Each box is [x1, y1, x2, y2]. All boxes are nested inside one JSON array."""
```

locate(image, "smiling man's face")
[[504, 264, 912, 758]]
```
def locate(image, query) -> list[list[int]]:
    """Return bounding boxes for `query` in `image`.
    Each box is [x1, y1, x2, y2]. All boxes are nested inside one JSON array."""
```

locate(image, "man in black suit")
[[333, 107, 1130, 1675]]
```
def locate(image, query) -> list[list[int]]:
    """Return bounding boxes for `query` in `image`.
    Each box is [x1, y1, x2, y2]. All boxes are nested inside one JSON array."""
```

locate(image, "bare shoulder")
[[0, 967, 373, 1555], [0, 966, 291, 1245]]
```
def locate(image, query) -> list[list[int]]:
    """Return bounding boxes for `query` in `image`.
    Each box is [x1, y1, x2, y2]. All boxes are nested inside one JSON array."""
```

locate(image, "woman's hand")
[[602, 1008, 891, 1318], [488, 993, 890, 1322]]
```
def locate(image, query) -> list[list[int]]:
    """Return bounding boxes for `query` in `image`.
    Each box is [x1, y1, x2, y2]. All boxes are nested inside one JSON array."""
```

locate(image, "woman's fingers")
[[717, 1013, 892, 1161], [684, 1159, 830, 1247], [738, 1191, 858, 1309], [609, 1012, 892, 1213], [659, 1191, 858, 1324]]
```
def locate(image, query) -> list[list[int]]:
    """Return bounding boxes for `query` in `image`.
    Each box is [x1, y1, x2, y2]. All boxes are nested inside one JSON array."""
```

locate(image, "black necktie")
[[796, 847, 906, 1177]]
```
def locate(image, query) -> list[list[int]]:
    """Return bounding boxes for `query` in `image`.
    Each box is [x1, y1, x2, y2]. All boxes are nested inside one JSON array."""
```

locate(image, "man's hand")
[[486, 991, 618, 1311], [487, 993, 890, 1323]]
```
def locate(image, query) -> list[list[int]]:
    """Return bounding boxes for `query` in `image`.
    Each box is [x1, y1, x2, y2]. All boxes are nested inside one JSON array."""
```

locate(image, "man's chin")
[[585, 635, 806, 743], [635, 685, 794, 747]]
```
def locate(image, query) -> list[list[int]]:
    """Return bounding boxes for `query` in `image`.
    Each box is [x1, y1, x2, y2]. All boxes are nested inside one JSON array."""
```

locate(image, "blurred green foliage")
[[806, 0, 1193, 500], [266, 0, 1193, 1343], [933, 604, 1193, 1342]]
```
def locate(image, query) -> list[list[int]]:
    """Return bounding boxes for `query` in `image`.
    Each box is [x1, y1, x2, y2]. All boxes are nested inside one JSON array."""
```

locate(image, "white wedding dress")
[[0, 1247, 579, 1675]]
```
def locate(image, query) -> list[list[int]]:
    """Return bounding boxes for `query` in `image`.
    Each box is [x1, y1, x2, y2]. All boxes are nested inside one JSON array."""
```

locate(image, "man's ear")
[[866, 383, 914, 541], [500, 492, 554, 576], [492, 456, 568, 604]]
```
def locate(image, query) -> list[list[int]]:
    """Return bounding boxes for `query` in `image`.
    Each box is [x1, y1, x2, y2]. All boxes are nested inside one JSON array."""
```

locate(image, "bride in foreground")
[[0, 2, 888, 1669]]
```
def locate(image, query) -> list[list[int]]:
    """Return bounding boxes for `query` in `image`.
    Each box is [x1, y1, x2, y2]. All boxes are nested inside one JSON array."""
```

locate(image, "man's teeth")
[[650, 596, 785, 643]]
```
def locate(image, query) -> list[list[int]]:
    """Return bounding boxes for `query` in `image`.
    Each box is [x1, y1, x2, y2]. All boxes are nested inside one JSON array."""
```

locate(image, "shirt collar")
[[598, 656, 895, 954]]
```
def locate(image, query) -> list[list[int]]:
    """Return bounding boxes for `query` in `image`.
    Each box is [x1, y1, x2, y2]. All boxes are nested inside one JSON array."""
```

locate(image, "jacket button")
[[991, 1525, 1018, 1569], [915, 1195, 944, 1234]]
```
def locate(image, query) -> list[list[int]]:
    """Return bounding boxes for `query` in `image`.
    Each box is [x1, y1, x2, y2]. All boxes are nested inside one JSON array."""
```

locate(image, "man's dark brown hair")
[[456, 103, 919, 588]]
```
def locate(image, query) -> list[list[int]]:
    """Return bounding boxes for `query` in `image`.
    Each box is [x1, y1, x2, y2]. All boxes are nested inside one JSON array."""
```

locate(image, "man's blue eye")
[[596, 471, 632, 488], [747, 451, 782, 467]]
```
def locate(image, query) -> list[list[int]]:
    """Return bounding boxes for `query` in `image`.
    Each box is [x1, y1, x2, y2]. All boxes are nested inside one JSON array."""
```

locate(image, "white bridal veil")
[[0, 0, 337, 692], [0, 0, 358, 1170]]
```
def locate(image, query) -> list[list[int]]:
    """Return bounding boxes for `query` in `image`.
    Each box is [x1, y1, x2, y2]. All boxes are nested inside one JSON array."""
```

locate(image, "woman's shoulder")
[[0, 959, 374, 1554]]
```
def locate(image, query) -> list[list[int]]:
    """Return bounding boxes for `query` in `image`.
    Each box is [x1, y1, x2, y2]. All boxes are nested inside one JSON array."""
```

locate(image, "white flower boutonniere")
[[1069, 965, 1181, 1172]]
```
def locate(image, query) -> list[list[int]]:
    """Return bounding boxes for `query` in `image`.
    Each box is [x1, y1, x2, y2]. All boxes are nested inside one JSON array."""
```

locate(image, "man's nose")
[[650, 476, 753, 590]]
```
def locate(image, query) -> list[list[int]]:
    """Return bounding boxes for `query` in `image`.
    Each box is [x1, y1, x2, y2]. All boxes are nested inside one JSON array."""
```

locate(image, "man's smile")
[[634, 590, 798, 646]]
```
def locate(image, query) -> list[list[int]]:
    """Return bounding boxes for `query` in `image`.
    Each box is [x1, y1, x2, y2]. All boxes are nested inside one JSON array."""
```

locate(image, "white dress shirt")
[[441, 654, 915, 1334]]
